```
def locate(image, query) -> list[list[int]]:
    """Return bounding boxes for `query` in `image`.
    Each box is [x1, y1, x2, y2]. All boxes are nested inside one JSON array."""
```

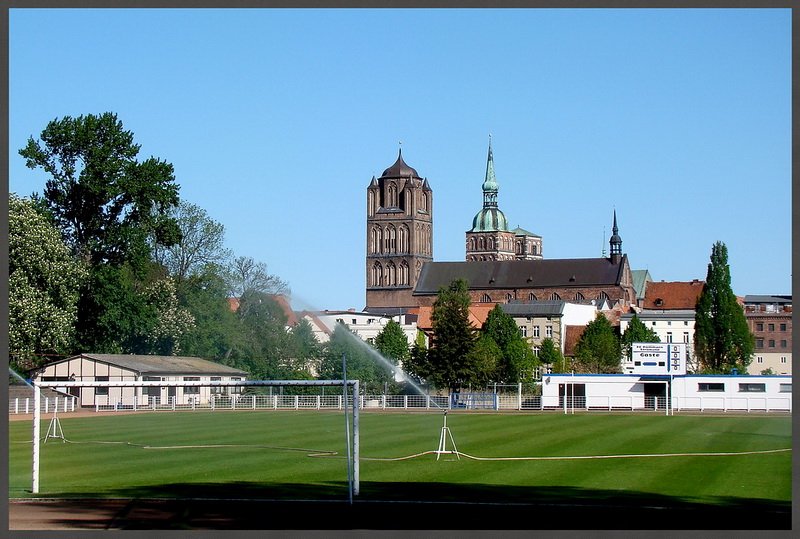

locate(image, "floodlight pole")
[[32, 382, 41, 494]]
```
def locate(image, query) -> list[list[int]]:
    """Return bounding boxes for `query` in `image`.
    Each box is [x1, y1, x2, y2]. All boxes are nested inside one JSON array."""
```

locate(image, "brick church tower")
[[365, 150, 433, 311]]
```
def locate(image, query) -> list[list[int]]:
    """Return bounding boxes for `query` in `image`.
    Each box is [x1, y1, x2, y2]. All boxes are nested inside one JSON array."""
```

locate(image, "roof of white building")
[[45, 354, 248, 377]]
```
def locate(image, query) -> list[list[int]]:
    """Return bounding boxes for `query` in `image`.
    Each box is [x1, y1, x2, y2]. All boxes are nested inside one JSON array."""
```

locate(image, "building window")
[[546, 325, 553, 338], [756, 338, 764, 348], [757, 357, 763, 363], [95, 376, 109, 396], [683, 332, 689, 343], [184, 376, 200, 395], [780, 323, 787, 331], [533, 326, 540, 338], [230, 377, 243, 394], [738, 383, 765, 393], [684, 321, 689, 326], [768, 323, 775, 331], [768, 339, 775, 347], [666, 332, 672, 343], [698, 383, 724, 392], [519, 326, 528, 337], [756, 323, 764, 331], [780, 340, 787, 348], [779, 384, 791, 393], [506, 293, 513, 302], [550, 292, 561, 301], [529, 293, 537, 301], [780, 357, 787, 364], [210, 376, 224, 394], [533, 346, 540, 357], [480, 293, 491, 303], [574, 292, 584, 301], [652, 322, 657, 327], [667, 321, 672, 326]]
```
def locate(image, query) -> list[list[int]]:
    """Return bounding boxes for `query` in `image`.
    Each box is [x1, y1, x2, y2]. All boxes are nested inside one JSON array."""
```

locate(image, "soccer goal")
[[30, 378, 361, 497]]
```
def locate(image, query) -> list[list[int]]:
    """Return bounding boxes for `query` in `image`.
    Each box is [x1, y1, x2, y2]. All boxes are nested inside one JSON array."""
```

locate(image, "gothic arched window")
[[480, 293, 491, 303], [529, 293, 537, 301], [575, 292, 585, 301], [550, 292, 561, 301]]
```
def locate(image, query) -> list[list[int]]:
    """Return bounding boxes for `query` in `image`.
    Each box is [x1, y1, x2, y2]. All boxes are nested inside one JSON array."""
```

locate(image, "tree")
[[466, 334, 502, 387], [225, 256, 289, 298], [318, 325, 394, 394], [480, 304, 537, 383], [374, 320, 410, 366], [231, 291, 292, 380], [574, 314, 621, 373], [19, 112, 180, 269], [8, 194, 87, 370], [427, 279, 478, 392], [404, 330, 431, 386], [538, 338, 567, 373], [284, 319, 323, 378], [152, 201, 231, 283], [694, 241, 754, 373], [139, 277, 195, 356], [19, 113, 182, 353], [620, 314, 660, 359]]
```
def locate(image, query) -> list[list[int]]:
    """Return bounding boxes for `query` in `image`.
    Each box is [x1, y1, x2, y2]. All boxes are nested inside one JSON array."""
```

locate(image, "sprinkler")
[[435, 409, 460, 460]]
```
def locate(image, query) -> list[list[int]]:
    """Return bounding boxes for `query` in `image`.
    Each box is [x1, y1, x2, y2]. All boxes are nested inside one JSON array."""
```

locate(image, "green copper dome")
[[471, 207, 509, 232]]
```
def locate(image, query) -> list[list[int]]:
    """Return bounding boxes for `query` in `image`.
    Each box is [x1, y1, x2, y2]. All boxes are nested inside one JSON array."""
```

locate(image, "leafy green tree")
[[177, 270, 243, 362], [284, 319, 323, 378], [19, 112, 180, 268], [574, 314, 621, 373], [694, 241, 754, 373], [427, 279, 478, 392], [231, 291, 291, 379], [620, 314, 660, 359], [480, 304, 537, 383], [538, 338, 568, 373], [140, 277, 195, 355], [19, 113, 182, 353], [404, 330, 431, 386], [318, 325, 394, 394], [466, 334, 502, 386], [8, 194, 87, 370], [374, 320, 410, 365]]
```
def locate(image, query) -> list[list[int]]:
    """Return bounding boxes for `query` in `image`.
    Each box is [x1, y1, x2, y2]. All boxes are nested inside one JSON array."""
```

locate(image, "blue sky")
[[9, 8, 791, 310]]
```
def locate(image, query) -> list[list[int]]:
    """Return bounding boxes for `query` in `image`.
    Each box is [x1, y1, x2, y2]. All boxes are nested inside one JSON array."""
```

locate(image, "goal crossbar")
[[30, 378, 360, 496]]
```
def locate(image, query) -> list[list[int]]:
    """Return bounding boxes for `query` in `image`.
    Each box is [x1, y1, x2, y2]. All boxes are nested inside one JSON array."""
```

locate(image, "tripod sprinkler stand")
[[435, 410, 460, 460], [44, 407, 65, 444]]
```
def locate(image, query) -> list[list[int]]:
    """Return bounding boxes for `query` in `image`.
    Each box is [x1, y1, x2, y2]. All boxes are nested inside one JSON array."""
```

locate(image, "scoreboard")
[[626, 343, 687, 375]]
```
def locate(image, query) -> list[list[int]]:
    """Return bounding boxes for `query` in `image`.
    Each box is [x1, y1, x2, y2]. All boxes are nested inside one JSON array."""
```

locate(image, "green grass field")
[[9, 411, 791, 528]]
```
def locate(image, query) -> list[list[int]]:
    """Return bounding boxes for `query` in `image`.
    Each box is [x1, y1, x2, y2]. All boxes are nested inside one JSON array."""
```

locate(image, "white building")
[[33, 353, 248, 408], [299, 309, 418, 345], [541, 373, 791, 412]]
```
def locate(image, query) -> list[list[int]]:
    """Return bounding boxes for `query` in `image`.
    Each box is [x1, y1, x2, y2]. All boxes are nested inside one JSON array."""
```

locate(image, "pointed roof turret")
[[470, 136, 508, 232], [609, 210, 623, 262], [482, 135, 499, 193], [381, 148, 420, 179]]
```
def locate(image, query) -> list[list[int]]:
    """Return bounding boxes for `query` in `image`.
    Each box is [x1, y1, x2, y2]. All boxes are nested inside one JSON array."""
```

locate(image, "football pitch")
[[8, 411, 792, 529]]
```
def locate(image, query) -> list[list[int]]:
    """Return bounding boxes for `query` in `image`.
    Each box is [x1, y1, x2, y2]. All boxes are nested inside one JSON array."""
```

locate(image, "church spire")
[[609, 210, 623, 263], [482, 134, 499, 208]]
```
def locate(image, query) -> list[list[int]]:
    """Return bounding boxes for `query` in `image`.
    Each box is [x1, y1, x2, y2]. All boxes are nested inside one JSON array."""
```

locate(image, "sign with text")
[[628, 343, 687, 375]]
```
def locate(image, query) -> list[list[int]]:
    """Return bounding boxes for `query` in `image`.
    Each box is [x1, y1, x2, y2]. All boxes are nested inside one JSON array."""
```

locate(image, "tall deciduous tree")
[[152, 201, 231, 283], [19, 113, 182, 353], [374, 320, 410, 366], [19, 112, 180, 268], [318, 324, 394, 394], [428, 279, 478, 392], [538, 337, 567, 373], [225, 256, 289, 298], [8, 194, 87, 370], [574, 314, 621, 373], [694, 241, 754, 373], [620, 314, 660, 359]]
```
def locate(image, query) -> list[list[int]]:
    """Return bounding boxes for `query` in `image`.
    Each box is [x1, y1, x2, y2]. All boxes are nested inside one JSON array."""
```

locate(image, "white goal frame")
[[31, 379, 360, 496]]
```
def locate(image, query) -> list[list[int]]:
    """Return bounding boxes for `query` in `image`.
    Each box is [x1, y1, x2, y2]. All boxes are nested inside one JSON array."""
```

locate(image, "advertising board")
[[627, 343, 686, 375]]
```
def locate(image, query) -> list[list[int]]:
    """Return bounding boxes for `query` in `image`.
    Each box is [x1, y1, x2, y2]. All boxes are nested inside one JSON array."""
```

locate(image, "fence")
[[9, 395, 77, 415], [9, 392, 791, 414]]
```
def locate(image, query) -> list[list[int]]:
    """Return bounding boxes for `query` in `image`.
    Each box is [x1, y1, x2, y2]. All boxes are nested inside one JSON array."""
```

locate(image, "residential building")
[[299, 309, 418, 346], [744, 295, 792, 375]]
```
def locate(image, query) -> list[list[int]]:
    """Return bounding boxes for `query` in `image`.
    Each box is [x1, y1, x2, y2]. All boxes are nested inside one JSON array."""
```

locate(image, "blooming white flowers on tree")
[[9, 194, 87, 369], [141, 277, 195, 355]]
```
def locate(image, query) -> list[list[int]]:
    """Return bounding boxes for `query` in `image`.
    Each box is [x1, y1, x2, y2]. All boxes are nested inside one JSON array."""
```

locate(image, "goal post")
[[30, 378, 360, 496]]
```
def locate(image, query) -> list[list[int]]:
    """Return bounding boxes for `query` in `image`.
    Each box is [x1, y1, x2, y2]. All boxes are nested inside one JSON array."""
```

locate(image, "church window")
[[532, 245, 538, 255], [388, 183, 398, 207], [480, 293, 491, 303], [387, 262, 397, 286], [399, 225, 409, 253], [399, 261, 409, 285], [550, 292, 561, 301], [574, 293, 585, 301], [598, 292, 610, 302], [506, 293, 513, 302], [529, 293, 537, 301]]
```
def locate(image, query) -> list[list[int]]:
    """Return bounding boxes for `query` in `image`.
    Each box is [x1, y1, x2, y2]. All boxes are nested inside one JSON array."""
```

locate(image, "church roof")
[[413, 257, 627, 295], [511, 226, 541, 238], [631, 269, 652, 300], [381, 149, 419, 179], [470, 207, 509, 232]]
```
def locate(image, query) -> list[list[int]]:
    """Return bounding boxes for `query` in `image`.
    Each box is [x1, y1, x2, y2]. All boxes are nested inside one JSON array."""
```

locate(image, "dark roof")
[[413, 258, 626, 295], [63, 354, 247, 376], [743, 295, 792, 304], [381, 150, 420, 179], [501, 301, 566, 317]]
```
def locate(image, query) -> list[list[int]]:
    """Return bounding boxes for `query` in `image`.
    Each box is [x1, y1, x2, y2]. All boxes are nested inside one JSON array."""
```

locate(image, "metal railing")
[[9, 392, 791, 414]]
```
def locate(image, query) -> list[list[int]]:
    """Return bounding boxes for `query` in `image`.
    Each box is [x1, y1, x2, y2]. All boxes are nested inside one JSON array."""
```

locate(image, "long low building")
[[32, 353, 248, 408], [541, 373, 792, 412]]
